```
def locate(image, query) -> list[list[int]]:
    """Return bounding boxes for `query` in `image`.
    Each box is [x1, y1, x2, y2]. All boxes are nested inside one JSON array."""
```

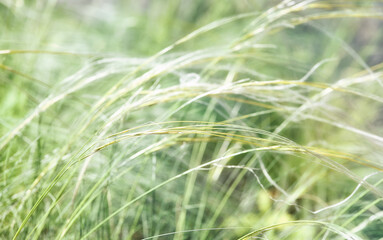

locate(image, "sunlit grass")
[[1, 0, 383, 239]]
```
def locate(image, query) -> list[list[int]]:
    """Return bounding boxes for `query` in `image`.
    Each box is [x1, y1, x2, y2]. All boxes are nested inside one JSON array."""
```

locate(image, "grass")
[[1, 0, 383, 239]]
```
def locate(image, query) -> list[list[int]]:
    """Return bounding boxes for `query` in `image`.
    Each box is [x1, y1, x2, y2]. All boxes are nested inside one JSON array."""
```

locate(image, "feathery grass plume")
[[1, 0, 383, 239]]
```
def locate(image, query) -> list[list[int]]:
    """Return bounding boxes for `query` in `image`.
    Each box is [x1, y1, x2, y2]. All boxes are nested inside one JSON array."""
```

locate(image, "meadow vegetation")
[[1, 0, 383, 239]]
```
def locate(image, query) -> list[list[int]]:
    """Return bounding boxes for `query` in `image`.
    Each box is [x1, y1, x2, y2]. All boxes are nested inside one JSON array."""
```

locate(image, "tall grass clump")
[[1, 0, 383, 239]]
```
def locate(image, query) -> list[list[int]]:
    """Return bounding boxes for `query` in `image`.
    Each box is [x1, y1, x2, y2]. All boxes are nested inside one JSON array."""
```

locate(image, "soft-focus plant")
[[1, 0, 383, 239]]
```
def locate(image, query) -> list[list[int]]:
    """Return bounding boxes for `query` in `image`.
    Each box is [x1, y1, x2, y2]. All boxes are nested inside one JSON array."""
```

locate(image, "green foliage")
[[1, 0, 383, 239]]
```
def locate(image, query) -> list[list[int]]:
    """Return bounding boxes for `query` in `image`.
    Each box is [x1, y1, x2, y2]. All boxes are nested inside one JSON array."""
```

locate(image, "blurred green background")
[[1, 0, 383, 239]]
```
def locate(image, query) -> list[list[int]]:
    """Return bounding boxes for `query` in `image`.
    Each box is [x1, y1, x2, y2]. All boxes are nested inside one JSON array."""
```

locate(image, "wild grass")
[[1, 0, 383, 239]]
